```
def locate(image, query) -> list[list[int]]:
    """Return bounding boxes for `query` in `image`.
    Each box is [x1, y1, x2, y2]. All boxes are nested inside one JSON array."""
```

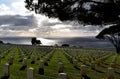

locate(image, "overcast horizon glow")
[[0, 0, 103, 38]]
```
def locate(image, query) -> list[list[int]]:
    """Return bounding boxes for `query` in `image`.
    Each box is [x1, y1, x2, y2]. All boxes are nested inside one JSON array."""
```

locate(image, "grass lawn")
[[0, 44, 120, 79]]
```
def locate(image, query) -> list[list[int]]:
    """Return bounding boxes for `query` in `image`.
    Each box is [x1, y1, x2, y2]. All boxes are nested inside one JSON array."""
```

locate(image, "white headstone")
[[39, 61, 44, 75], [110, 63, 116, 68], [58, 73, 68, 79], [39, 61, 44, 68], [32, 55, 35, 61], [107, 67, 114, 79], [91, 62, 96, 69], [27, 67, 34, 79], [9, 56, 14, 65], [23, 58, 27, 66], [4, 63, 10, 77], [73, 60, 78, 67], [58, 58, 62, 62], [80, 65, 86, 76], [58, 62, 64, 73]]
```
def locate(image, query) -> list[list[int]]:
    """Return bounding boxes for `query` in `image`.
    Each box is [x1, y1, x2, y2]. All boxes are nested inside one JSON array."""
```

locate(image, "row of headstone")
[[63, 52, 80, 69], [35, 49, 40, 60], [8, 55, 14, 65], [27, 52, 32, 59], [31, 55, 35, 64], [86, 50, 109, 63], [110, 55, 118, 68], [80, 64, 115, 79], [63, 52, 73, 64], [9, 51, 16, 65], [2, 64, 34, 79], [2, 63, 114, 79], [48, 50, 55, 60], [38, 50, 55, 75], [94, 51, 107, 59], [63, 49, 115, 79], [95, 53, 113, 66], [1, 48, 12, 58], [30, 68, 70, 79], [43, 50, 55, 66], [58, 52, 64, 73], [18, 48, 24, 62], [38, 60, 44, 75], [99, 53, 113, 62], [57, 52, 69, 79], [40, 48, 53, 58], [20, 58, 27, 70]]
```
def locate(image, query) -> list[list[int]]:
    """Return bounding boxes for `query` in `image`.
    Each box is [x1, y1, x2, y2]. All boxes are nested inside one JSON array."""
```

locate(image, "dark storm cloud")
[[0, 15, 37, 27]]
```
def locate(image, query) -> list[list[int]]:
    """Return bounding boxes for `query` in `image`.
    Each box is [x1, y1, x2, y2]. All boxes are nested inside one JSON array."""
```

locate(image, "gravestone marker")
[[27, 67, 34, 79]]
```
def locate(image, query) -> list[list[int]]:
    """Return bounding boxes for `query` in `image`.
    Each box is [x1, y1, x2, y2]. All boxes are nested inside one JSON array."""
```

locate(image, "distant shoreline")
[[0, 36, 114, 50]]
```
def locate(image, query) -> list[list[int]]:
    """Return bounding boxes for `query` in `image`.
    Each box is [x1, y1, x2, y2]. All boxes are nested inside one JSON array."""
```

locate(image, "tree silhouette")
[[25, 0, 120, 25], [31, 37, 42, 45], [0, 40, 4, 44], [36, 40, 42, 45], [62, 44, 70, 47], [96, 24, 120, 54], [31, 37, 37, 45]]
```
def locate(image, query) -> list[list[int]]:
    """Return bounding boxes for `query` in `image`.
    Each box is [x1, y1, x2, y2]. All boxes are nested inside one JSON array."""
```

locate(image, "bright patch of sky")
[[0, 0, 103, 37]]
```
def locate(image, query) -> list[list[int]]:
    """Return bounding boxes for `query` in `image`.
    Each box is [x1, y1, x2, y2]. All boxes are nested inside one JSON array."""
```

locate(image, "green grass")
[[0, 44, 120, 79]]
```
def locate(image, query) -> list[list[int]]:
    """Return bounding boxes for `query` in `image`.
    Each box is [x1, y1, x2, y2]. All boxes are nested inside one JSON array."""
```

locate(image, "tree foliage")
[[31, 37, 36, 45], [96, 24, 120, 54], [0, 40, 4, 44], [25, 0, 120, 25], [31, 37, 41, 45], [62, 44, 70, 47]]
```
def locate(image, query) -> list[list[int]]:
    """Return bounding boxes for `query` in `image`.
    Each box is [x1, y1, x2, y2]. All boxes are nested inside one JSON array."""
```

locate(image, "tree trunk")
[[116, 48, 120, 54], [112, 48, 120, 66]]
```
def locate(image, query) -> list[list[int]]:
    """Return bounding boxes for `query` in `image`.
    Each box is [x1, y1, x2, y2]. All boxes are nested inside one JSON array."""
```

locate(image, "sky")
[[0, 0, 103, 38]]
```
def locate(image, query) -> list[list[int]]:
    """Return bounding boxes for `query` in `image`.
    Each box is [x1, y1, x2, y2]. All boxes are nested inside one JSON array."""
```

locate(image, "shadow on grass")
[[18, 59, 23, 62], [82, 75, 91, 79], [74, 66, 80, 70], [115, 71, 120, 74], [19, 65, 27, 70], [31, 61, 35, 64], [92, 69, 104, 73], [99, 65, 107, 68], [38, 68, 44, 75], [1, 76, 9, 79], [103, 63, 109, 65]]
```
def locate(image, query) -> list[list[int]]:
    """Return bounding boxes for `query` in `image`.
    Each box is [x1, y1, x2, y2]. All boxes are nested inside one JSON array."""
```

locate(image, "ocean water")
[[0, 37, 114, 49]]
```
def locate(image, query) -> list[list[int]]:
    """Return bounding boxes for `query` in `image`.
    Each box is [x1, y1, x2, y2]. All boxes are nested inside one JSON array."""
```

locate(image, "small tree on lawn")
[[36, 40, 42, 45], [31, 37, 37, 45], [96, 24, 120, 54], [31, 37, 42, 45]]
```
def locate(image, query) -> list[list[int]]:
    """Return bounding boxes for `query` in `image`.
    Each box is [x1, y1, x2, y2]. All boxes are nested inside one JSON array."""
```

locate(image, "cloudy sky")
[[0, 0, 103, 38]]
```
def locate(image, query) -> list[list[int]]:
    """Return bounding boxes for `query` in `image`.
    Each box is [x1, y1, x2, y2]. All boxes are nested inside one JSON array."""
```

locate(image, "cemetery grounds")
[[0, 44, 120, 79]]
